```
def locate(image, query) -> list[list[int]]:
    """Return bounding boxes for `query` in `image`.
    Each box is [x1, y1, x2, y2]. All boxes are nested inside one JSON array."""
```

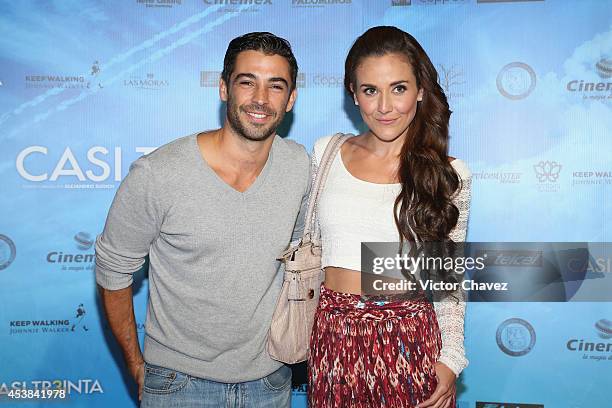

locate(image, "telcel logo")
[[16, 146, 155, 182]]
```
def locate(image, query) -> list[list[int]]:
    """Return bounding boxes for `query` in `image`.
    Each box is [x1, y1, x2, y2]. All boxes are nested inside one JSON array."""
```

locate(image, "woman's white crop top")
[[311, 134, 472, 376]]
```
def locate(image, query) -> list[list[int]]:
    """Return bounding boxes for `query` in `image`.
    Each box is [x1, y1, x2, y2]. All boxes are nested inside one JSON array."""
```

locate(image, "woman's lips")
[[376, 117, 398, 125]]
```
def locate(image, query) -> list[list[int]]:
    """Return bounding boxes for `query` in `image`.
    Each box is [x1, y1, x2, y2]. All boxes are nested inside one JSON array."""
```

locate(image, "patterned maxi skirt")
[[308, 284, 453, 408]]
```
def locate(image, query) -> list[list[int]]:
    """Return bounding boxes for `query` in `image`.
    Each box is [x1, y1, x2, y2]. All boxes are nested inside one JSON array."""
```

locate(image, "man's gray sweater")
[[95, 133, 310, 382]]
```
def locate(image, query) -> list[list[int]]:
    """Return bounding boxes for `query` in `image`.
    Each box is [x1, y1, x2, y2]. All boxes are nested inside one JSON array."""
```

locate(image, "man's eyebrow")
[[233, 73, 289, 87], [269, 77, 289, 87], [233, 73, 256, 82]]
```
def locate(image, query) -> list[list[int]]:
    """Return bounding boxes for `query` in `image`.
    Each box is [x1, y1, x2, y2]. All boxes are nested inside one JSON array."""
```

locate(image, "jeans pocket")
[[143, 363, 190, 395], [262, 365, 292, 392]]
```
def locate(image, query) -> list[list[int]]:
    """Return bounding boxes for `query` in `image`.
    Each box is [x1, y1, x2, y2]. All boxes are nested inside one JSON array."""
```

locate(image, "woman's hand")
[[416, 362, 456, 408]]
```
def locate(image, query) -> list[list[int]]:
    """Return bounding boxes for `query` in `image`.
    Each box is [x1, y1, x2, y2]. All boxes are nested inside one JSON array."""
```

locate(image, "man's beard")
[[226, 95, 285, 142]]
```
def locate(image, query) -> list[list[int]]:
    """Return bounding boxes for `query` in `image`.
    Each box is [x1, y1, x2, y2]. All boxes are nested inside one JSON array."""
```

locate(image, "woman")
[[308, 26, 471, 408]]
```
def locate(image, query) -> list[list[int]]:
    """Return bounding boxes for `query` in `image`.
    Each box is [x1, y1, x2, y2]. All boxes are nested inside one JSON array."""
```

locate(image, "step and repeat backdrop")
[[1, 0, 611, 407]]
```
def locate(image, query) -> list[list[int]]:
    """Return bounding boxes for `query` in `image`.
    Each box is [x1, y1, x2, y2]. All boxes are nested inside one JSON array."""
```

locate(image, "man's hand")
[[417, 362, 456, 408], [129, 360, 145, 401]]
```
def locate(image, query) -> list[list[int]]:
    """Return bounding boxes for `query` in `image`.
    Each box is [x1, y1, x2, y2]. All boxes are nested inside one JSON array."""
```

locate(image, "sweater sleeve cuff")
[[438, 350, 468, 377], [95, 264, 134, 290]]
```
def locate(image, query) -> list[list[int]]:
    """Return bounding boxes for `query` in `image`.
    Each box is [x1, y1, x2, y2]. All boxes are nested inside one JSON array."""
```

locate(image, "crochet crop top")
[[312, 134, 472, 376]]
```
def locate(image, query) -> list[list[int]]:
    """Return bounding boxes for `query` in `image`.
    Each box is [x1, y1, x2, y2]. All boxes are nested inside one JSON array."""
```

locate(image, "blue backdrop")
[[1, 0, 611, 407]]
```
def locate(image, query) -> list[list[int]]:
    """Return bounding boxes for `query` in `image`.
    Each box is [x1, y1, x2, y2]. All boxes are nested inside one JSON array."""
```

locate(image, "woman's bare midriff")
[[324, 267, 363, 294]]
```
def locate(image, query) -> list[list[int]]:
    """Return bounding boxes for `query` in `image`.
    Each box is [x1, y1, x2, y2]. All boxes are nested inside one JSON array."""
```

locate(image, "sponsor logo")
[[9, 303, 90, 335], [496, 318, 536, 356], [595, 319, 612, 339], [200, 71, 221, 87], [475, 403, 543, 408], [24, 74, 90, 89], [201, 71, 330, 89], [299, 73, 343, 88], [136, 0, 182, 8], [596, 57, 612, 79], [572, 170, 612, 186], [124, 73, 169, 91], [74, 232, 94, 251], [472, 171, 522, 184], [391, 0, 411, 5], [91, 60, 103, 89], [497, 62, 536, 100], [478, 0, 543, 3], [477, 250, 542, 267], [292, 0, 351, 8], [438, 64, 465, 99], [0, 379, 103, 395], [566, 321, 612, 362], [416, 0, 467, 4], [46, 232, 96, 272], [296, 73, 306, 89], [204, 0, 272, 13], [204, 0, 271, 3], [0, 235, 16, 271], [566, 57, 612, 101], [533, 160, 561, 193], [15, 146, 155, 189]]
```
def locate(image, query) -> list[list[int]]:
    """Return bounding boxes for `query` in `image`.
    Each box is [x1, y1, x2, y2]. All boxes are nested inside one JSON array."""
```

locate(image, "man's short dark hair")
[[222, 32, 298, 91]]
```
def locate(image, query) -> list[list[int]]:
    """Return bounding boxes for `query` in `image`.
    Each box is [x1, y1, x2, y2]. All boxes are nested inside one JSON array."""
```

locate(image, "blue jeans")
[[140, 362, 292, 408]]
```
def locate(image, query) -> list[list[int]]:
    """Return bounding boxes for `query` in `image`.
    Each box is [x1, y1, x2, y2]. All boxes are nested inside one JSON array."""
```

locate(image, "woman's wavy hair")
[[345, 26, 461, 289]]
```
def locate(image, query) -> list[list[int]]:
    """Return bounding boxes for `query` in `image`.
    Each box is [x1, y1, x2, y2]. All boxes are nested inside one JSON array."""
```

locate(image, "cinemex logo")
[[74, 232, 94, 251], [533, 160, 561, 193], [0, 379, 103, 396], [0, 234, 16, 271], [566, 57, 612, 102], [15, 146, 155, 189], [565, 319, 612, 362], [124, 73, 169, 90], [595, 318, 612, 339], [476, 403, 543, 408], [292, 0, 351, 8], [204, 0, 271, 3], [496, 318, 536, 357], [9, 303, 89, 335], [497, 62, 536, 100], [391, 0, 411, 5], [204, 0, 272, 13], [46, 232, 96, 272], [136, 0, 182, 8]]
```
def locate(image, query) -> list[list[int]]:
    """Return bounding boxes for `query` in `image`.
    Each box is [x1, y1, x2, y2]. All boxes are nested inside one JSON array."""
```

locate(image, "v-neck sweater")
[[95, 133, 310, 382]]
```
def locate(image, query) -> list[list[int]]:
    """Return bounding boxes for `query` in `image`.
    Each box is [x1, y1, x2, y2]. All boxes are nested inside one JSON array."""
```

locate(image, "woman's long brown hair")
[[345, 26, 462, 295]]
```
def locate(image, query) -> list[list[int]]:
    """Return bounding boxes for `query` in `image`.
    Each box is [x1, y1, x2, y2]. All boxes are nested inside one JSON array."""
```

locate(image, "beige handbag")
[[267, 133, 349, 364]]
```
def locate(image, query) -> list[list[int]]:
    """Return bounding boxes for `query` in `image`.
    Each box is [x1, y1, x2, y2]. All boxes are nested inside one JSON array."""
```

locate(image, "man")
[[95, 32, 310, 407]]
